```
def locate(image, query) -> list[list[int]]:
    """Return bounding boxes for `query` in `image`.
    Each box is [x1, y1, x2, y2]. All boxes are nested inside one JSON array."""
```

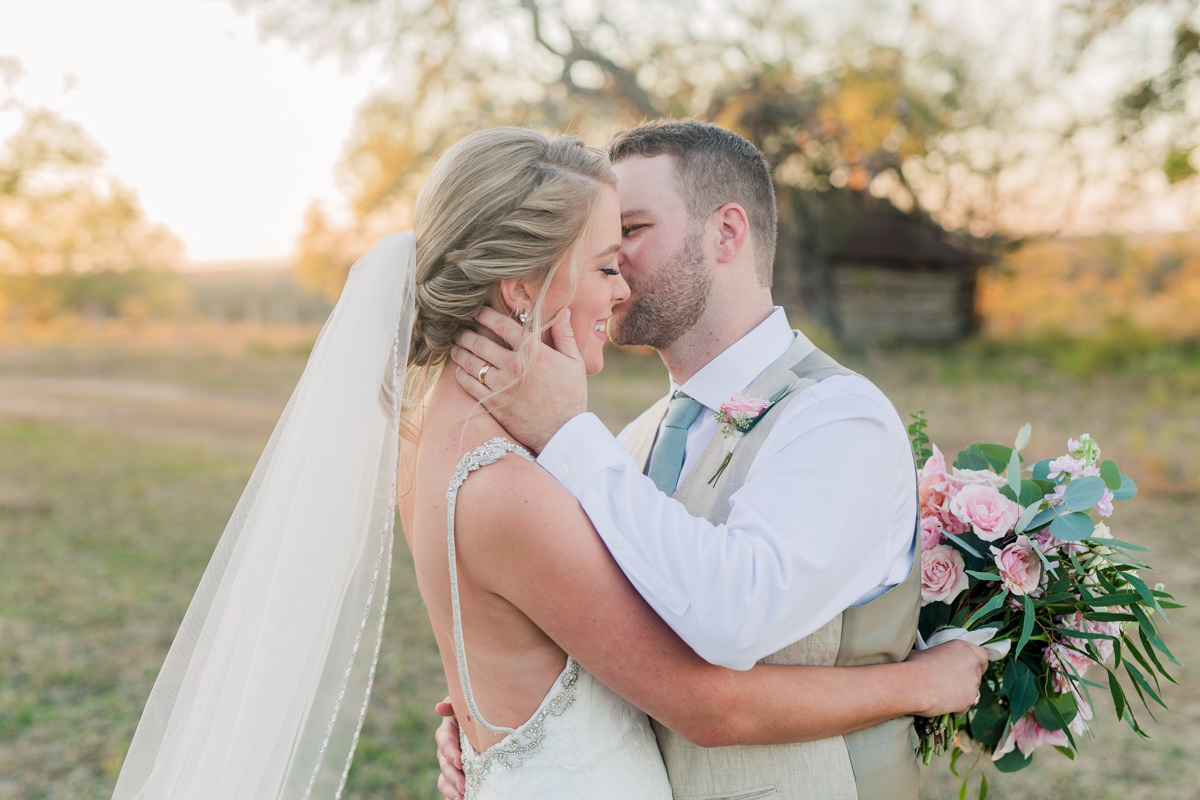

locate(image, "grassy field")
[[1, 322, 1196, 799]]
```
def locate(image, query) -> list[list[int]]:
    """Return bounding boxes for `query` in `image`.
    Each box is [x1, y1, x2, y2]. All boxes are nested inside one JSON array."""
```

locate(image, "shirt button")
[[557, 464, 569, 477]]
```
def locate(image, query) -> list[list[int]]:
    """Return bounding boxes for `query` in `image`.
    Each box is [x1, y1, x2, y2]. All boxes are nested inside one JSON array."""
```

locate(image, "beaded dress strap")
[[446, 437, 536, 736]]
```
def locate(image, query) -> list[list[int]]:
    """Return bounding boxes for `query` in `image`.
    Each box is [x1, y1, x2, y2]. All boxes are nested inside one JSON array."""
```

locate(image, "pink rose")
[[994, 534, 1041, 596], [919, 516, 943, 551], [719, 392, 770, 417], [992, 712, 1069, 760], [920, 544, 969, 605], [949, 466, 1009, 493], [918, 444, 951, 505], [948, 484, 1021, 541]]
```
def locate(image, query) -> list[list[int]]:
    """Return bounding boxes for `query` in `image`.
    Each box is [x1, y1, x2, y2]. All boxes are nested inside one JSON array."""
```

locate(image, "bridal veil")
[[112, 232, 416, 800]]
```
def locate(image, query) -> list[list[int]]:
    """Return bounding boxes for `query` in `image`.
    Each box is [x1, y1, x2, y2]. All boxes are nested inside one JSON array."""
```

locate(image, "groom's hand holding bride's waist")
[[434, 697, 466, 800], [430, 641, 989, 800]]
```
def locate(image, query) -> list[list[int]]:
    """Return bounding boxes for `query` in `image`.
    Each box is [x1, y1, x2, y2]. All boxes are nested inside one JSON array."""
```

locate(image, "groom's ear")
[[498, 278, 535, 315], [713, 202, 750, 265]]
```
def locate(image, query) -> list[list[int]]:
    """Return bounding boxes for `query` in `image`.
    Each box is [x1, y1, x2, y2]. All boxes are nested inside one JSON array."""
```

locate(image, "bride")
[[111, 127, 986, 800]]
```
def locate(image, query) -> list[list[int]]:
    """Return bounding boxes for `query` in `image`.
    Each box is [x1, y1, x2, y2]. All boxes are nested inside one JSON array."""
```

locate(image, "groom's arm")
[[450, 307, 914, 671], [535, 381, 915, 671]]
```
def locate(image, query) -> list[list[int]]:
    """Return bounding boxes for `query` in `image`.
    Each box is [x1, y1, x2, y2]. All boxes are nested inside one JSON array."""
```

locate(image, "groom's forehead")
[[614, 155, 683, 213]]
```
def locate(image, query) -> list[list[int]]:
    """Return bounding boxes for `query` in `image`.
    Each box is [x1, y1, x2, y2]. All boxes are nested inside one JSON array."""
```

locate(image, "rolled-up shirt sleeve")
[[537, 380, 916, 671]]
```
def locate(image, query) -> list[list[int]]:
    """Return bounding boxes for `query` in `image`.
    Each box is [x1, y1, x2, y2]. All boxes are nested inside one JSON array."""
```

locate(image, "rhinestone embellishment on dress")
[[462, 661, 581, 795]]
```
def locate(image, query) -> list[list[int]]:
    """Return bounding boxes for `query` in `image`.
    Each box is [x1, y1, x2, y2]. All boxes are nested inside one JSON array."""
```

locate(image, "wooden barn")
[[774, 189, 979, 344], [825, 210, 978, 344]]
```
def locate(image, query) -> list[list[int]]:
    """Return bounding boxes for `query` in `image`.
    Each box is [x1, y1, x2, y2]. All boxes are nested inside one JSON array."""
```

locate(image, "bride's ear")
[[498, 278, 535, 316]]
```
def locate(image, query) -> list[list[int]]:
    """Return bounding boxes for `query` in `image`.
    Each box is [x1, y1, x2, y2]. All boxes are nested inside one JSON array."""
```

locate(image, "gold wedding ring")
[[477, 363, 491, 384]]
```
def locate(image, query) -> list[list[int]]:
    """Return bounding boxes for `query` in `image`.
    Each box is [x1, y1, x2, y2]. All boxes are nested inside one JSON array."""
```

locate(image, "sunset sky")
[[2, 1, 1195, 266], [2, 0, 385, 263]]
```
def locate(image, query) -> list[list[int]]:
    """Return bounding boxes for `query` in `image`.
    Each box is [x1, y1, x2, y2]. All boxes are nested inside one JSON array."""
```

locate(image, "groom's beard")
[[610, 226, 709, 350]]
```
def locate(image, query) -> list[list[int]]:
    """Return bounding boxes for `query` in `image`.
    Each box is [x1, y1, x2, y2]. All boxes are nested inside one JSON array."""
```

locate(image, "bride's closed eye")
[[600, 264, 621, 276]]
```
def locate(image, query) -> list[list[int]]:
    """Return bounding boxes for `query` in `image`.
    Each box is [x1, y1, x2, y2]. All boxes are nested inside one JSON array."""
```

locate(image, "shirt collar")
[[672, 307, 799, 411]]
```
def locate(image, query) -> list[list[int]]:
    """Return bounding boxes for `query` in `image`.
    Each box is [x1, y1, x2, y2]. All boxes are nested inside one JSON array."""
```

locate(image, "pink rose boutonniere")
[[708, 388, 787, 486]]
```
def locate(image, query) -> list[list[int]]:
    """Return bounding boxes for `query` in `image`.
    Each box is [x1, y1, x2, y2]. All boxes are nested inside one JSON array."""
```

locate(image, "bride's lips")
[[593, 318, 610, 340]]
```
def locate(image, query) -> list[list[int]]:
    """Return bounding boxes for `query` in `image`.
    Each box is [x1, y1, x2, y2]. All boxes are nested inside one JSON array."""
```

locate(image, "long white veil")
[[112, 232, 416, 800]]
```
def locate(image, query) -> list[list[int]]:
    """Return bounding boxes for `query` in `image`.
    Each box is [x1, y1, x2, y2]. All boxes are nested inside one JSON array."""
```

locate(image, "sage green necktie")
[[646, 393, 705, 496]]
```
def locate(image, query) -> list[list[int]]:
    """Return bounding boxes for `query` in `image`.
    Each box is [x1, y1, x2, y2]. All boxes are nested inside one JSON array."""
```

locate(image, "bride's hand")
[[904, 640, 989, 717], [434, 697, 466, 800]]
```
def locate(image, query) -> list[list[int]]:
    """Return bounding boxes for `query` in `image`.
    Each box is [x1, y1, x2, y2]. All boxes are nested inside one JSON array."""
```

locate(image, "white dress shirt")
[[538, 308, 916, 670]]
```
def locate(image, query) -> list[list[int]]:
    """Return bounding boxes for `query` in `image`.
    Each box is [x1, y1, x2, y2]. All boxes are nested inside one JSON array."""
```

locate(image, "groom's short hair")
[[609, 119, 777, 286]]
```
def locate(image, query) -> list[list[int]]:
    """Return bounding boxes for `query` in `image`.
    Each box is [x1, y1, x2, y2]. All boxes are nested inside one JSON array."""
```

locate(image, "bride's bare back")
[[398, 372, 573, 753]]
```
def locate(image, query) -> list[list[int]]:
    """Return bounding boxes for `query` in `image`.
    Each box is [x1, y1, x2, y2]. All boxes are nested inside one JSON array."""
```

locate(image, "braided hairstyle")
[[409, 128, 616, 371]]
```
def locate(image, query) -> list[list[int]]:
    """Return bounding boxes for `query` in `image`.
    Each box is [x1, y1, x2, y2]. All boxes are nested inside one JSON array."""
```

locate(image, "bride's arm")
[[458, 460, 987, 747]]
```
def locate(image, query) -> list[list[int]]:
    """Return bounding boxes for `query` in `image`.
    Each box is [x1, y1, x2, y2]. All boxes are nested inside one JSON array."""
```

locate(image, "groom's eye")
[[621, 224, 646, 237]]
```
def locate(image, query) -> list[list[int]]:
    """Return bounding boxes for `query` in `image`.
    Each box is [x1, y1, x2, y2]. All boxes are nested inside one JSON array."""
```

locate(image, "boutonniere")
[[708, 386, 790, 486]]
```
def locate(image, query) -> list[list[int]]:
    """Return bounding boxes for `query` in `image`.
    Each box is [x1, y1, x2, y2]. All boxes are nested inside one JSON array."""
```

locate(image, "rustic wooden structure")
[[774, 189, 978, 344], [825, 210, 977, 343]]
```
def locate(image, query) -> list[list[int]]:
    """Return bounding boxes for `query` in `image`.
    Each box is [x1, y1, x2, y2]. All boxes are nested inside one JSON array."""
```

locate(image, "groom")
[[447, 120, 925, 799]]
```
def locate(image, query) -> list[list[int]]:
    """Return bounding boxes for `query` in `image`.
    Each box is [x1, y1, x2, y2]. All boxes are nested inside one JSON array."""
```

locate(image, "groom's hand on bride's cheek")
[[451, 306, 587, 454], [434, 697, 466, 800]]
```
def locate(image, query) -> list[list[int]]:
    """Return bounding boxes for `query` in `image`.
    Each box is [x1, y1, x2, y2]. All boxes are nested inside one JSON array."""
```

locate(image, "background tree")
[[230, 0, 1200, 307], [0, 59, 185, 322]]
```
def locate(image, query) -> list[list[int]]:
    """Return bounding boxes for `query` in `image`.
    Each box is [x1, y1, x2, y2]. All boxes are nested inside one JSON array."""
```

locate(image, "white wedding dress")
[[447, 438, 673, 799]]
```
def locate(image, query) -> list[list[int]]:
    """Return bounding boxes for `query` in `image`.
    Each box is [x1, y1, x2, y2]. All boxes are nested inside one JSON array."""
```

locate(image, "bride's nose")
[[613, 272, 631, 304]]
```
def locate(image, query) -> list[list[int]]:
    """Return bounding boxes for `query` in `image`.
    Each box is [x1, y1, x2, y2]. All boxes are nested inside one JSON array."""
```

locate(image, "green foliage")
[[908, 410, 932, 468], [0, 79, 184, 321], [916, 425, 1183, 798]]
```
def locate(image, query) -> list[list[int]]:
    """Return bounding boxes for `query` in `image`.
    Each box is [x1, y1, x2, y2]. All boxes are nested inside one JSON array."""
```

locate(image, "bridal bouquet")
[[908, 415, 1180, 796]]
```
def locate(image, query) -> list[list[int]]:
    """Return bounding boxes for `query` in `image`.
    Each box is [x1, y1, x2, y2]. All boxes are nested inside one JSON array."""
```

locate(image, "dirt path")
[[0, 376, 283, 443]]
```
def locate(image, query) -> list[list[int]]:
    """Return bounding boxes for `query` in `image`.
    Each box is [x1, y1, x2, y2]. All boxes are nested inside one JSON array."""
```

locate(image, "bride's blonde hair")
[[408, 128, 616, 371]]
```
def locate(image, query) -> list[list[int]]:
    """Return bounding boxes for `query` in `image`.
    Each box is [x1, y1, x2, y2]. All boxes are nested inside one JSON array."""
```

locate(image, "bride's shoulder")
[[452, 441, 574, 535]]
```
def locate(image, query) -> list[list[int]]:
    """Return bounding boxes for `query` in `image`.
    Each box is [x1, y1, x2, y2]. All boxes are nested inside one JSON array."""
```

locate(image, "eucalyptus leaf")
[[1081, 591, 1143, 607], [1056, 627, 1117, 641], [1102, 537, 1149, 552], [1099, 459, 1122, 490], [1015, 594, 1036, 660], [1031, 458, 1053, 481], [1034, 691, 1078, 731], [1004, 659, 1038, 719], [943, 530, 984, 559], [1108, 670, 1126, 720], [1014, 502, 1046, 535], [1022, 507, 1056, 534], [966, 570, 1002, 581], [1130, 605, 1180, 665], [1050, 510, 1095, 541], [1123, 637, 1164, 695], [1008, 447, 1022, 496], [978, 443, 1015, 471], [968, 686, 1007, 747], [956, 445, 991, 471], [1122, 571, 1162, 613], [965, 590, 1009, 628], [1125, 661, 1167, 709], [1138, 628, 1177, 682], [1084, 611, 1138, 622], [993, 748, 1032, 773], [1113, 473, 1139, 501], [1063, 476, 1107, 511], [1017, 481, 1046, 508]]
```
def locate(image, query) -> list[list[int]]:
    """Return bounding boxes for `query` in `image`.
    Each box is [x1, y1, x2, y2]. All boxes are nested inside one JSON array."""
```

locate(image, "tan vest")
[[624, 335, 921, 800]]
